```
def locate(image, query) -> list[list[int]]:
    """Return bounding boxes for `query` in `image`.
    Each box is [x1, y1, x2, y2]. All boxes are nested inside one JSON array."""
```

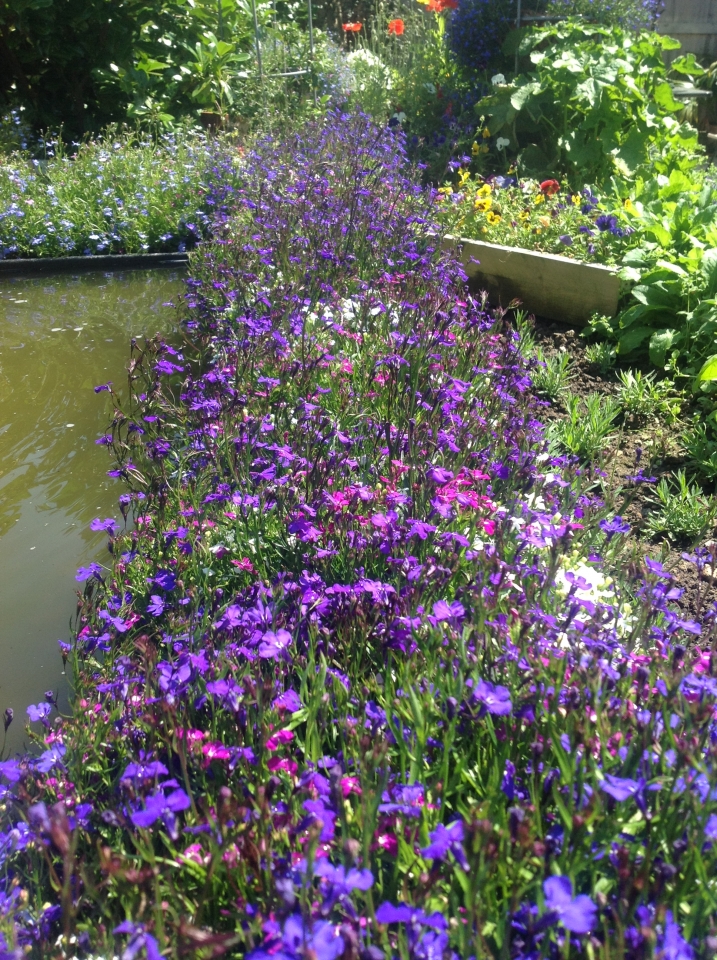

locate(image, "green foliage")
[[584, 340, 616, 374], [548, 391, 619, 460], [645, 469, 717, 542], [0, 0, 331, 135], [531, 347, 572, 400], [615, 369, 680, 422], [684, 420, 717, 484], [476, 20, 702, 185]]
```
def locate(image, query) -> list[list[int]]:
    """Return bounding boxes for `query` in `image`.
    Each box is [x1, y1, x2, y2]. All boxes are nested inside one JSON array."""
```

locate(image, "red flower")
[[427, 0, 458, 11], [539, 179, 560, 196], [388, 18, 405, 34], [342, 21, 362, 31]]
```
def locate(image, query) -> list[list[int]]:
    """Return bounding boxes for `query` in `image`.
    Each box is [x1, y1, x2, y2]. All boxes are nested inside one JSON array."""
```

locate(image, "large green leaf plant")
[[477, 20, 702, 185]]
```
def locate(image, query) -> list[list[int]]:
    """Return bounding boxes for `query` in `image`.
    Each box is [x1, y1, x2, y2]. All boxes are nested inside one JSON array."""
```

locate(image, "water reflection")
[[0, 269, 183, 753]]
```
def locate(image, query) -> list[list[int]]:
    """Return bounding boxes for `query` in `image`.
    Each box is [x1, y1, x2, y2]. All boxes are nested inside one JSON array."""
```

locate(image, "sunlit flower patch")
[[0, 112, 715, 960], [438, 171, 638, 263]]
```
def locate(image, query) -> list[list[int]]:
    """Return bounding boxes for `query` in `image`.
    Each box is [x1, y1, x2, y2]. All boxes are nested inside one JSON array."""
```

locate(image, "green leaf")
[[653, 81, 681, 113], [510, 81, 541, 111], [618, 326, 652, 354], [700, 249, 717, 296], [697, 355, 717, 382], [649, 329, 676, 367], [658, 34, 682, 51], [671, 53, 705, 76]]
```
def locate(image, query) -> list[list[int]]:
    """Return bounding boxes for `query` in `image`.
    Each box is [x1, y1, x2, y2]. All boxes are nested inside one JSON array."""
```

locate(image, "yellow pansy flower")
[[533, 194, 544, 205], [438, 186, 453, 196], [474, 197, 492, 212], [486, 211, 501, 225], [471, 141, 479, 155], [477, 184, 492, 198]]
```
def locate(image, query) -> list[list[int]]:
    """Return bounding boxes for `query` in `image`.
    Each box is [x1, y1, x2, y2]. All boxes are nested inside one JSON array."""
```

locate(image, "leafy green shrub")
[[545, 0, 663, 30], [477, 21, 702, 185]]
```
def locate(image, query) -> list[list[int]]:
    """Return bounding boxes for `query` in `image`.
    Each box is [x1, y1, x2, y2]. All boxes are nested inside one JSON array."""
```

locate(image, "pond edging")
[[442, 235, 621, 326], [0, 251, 190, 278]]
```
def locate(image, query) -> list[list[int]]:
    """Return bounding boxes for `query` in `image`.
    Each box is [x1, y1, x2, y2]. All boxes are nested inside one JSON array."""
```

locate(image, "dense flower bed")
[[437, 172, 637, 264], [2, 113, 717, 960], [0, 129, 242, 260]]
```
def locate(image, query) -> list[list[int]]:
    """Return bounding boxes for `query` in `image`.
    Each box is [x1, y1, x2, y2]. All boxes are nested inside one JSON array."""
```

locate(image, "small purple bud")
[[4, 708, 13, 732]]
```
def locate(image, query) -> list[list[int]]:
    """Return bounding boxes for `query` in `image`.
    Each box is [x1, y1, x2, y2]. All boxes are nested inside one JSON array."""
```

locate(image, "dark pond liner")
[[0, 251, 189, 277]]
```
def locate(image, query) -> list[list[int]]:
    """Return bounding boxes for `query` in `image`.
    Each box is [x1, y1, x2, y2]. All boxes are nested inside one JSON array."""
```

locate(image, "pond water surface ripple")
[[0, 268, 183, 752]]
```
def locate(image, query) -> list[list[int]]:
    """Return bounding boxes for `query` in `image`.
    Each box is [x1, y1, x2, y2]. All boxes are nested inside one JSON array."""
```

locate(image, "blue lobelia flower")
[[543, 876, 597, 934]]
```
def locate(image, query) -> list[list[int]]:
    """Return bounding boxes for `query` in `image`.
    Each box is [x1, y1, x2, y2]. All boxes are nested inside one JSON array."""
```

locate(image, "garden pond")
[[0, 268, 183, 752]]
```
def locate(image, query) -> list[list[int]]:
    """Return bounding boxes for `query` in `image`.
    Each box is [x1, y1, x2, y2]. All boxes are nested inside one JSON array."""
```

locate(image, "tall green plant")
[[477, 21, 702, 186]]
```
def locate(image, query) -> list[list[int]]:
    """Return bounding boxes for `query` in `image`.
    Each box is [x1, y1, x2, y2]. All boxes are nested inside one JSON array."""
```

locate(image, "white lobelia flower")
[[491, 73, 506, 85], [496, 137, 510, 151]]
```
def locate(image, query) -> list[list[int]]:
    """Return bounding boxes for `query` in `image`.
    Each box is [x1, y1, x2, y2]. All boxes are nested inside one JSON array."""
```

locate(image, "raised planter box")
[[443, 236, 620, 326], [0, 251, 189, 278]]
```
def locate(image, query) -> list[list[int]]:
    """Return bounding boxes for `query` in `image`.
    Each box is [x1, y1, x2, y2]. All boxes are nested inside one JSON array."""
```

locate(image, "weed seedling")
[[616, 370, 680, 422], [532, 348, 572, 401], [684, 421, 717, 484], [584, 341, 617, 375], [548, 391, 620, 461], [646, 469, 717, 542]]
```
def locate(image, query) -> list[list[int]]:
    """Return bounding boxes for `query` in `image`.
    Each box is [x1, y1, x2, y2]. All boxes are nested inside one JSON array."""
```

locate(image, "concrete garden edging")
[[442, 236, 621, 326], [0, 251, 189, 278]]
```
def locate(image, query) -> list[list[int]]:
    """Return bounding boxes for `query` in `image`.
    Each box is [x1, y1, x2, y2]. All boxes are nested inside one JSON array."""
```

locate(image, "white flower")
[[491, 73, 506, 85], [496, 137, 510, 151]]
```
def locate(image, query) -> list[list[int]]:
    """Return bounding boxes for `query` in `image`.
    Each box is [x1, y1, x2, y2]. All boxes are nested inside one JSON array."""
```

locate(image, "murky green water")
[[0, 268, 183, 753]]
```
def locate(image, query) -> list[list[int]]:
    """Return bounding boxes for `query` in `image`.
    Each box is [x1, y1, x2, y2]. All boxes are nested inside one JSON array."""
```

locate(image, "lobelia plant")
[[1, 112, 717, 960]]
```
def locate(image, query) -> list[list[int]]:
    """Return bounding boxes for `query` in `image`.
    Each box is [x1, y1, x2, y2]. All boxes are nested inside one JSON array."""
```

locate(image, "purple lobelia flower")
[[130, 788, 191, 841], [543, 876, 597, 934], [153, 570, 177, 591], [90, 517, 119, 535], [258, 629, 292, 658], [26, 702, 51, 724], [35, 744, 65, 773], [248, 915, 344, 960], [313, 860, 373, 910], [658, 911, 694, 960], [599, 516, 631, 541], [375, 902, 448, 930], [75, 562, 104, 582], [600, 774, 644, 802], [432, 600, 466, 625], [147, 595, 165, 617], [420, 820, 468, 870], [114, 922, 162, 960], [473, 679, 512, 716]]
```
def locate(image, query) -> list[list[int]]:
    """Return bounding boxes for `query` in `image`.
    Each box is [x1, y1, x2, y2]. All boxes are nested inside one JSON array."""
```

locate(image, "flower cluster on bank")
[[0, 129, 243, 260], [437, 170, 638, 264], [1, 113, 717, 960]]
